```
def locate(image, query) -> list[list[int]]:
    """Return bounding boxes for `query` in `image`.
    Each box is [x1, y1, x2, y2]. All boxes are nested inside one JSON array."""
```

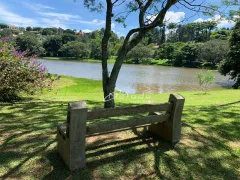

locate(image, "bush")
[[197, 71, 215, 94], [0, 36, 59, 102]]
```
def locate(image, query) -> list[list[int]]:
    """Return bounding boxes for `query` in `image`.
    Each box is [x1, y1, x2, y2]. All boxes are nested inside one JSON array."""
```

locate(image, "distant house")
[[152, 45, 160, 49], [84, 32, 91, 36], [9, 25, 18, 31], [76, 30, 84, 36], [58, 28, 64, 34]]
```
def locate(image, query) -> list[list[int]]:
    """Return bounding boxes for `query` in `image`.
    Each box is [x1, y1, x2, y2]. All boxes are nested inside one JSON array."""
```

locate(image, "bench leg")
[[148, 94, 185, 144]]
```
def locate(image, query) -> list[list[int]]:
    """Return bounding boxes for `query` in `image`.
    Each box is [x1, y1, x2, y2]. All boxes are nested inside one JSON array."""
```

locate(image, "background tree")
[[62, 33, 77, 44], [15, 33, 45, 56], [127, 45, 154, 64], [219, 21, 240, 88], [167, 23, 177, 42], [90, 40, 102, 59], [0, 23, 9, 29], [0, 28, 12, 37], [176, 43, 201, 67], [42, 28, 58, 36], [171, 21, 217, 42], [43, 35, 63, 57], [32, 27, 42, 31], [210, 28, 232, 40], [26, 26, 32, 31], [64, 29, 76, 35], [198, 39, 229, 67], [18, 27, 25, 32], [157, 42, 176, 60], [59, 41, 90, 58]]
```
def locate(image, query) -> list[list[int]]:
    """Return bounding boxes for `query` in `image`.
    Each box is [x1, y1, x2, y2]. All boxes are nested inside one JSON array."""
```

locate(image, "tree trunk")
[[103, 84, 115, 108], [102, 0, 113, 108], [103, 51, 127, 108]]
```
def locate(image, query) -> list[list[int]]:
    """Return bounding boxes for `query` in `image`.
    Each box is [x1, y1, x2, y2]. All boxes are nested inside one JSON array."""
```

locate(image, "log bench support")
[[57, 101, 88, 171], [57, 94, 185, 170], [148, 94, 185, 144]]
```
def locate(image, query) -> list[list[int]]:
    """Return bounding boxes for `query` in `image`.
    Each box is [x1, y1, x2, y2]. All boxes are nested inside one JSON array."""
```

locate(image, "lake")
[[39, 59, 234, 94]]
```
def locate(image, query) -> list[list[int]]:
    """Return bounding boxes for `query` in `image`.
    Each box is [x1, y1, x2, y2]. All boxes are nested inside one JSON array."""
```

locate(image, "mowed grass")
[[0, 76, 239, 179]]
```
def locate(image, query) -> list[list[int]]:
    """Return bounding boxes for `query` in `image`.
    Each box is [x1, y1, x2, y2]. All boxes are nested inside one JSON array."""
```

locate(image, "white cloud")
[[111, 23, 115, 29], [194, 15, 236, 28], [0, 4, 38, 27], [38, 12, 80, 20], [92, 19, 105, 25], [164, 11, 185, 24], [40, 18, 68, 29], [74, 19, 106, 26], [22, 1, 55, 11], [0, 3, 68, 28], [82, 29, 92, 33], [147, 11, 185, 25]]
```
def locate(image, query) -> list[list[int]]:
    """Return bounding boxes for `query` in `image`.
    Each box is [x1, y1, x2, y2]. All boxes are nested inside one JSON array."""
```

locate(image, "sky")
[[0, 0, 237, 36]]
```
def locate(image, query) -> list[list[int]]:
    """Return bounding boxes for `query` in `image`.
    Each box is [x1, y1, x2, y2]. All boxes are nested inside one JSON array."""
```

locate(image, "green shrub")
[[0, 36, 59, 102], [197, 71, 215, 94]]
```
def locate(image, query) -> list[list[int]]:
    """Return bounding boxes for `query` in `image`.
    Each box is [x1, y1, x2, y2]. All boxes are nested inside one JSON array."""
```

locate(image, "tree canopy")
[[219, 20, 240, 88]]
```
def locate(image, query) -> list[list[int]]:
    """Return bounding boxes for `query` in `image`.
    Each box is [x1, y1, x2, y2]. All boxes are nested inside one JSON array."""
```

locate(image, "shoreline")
[[37, 57, 218, 72], [40, 56, 218, 70]]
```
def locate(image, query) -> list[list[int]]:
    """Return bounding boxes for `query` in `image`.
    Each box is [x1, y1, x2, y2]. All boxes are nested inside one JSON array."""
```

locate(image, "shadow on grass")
[[0, 99, 239, 179], [43, 128, 174, 180]]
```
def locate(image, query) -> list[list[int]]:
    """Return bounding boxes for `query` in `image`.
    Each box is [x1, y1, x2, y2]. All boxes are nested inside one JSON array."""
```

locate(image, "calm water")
[[39, 59, 234, 94]]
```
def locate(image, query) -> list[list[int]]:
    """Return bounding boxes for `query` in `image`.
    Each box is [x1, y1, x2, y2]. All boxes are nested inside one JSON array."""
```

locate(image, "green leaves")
[[82, 0, 104, 13], [0, 39, 59, 102], [197, 71, 215, 94], [219, 20, 240, 88], [115, 16, 127, 28]]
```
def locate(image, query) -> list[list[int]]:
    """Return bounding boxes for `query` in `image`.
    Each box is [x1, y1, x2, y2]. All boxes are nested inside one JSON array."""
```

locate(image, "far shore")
[[40, 56, 218, 70]]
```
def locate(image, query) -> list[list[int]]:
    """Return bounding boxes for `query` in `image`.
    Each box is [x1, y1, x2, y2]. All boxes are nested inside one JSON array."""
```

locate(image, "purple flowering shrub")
[[0, 36, 60, 101]]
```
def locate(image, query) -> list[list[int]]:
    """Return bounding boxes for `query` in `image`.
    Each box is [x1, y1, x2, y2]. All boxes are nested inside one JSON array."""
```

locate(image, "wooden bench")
[[57, 94, 185, 170]]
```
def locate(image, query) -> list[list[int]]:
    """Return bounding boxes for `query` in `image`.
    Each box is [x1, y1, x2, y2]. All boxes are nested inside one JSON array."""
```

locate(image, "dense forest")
[[0, 21, 232, 68]]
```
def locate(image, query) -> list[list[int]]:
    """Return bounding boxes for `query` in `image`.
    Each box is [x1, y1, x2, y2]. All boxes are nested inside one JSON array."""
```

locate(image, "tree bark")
[[102, 0, 113, 108]]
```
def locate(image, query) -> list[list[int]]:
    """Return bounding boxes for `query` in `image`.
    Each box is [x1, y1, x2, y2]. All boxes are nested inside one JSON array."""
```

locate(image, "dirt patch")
[[228, 141, 240, 149], [86, 131, 126, 145]]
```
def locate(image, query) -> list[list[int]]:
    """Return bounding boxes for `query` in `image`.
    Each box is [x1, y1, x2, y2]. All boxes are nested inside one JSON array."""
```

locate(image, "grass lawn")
[[0, 76, 239, 179]]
